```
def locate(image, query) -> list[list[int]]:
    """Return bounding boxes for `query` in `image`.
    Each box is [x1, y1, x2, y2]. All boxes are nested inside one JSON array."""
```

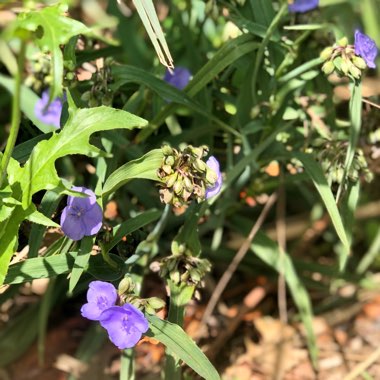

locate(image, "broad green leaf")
[[4, 252, 77, 285], [0, 74, 56, 133], [25, 208, 60, 228], [8, 104, 147, 207], [146, 315, 220, 380], [102, 149, 163, 196], [12, 4, 90, 99], [294, 152, 349, 254]]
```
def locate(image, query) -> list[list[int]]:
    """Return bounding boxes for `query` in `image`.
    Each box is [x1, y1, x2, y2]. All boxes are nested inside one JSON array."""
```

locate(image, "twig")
[[201, 192, 278, 326], [205, 286, 267, 360], [343, 345, 380, 380], [362, 98, 380, 109]]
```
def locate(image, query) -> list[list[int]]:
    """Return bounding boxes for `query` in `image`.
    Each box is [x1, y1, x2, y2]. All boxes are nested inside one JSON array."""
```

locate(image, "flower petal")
[[34, 90, 63, 128], [99, 306, 148, 349], [81, 203, 103, 236], [288, 0, 319, 13], [164, 67, 191, 90], [60, 206, 85, 241], [205, 156, 223, 199], [81, 281, 118, 321], [122, 304, 149, 333], [68, 186, 97, 210]]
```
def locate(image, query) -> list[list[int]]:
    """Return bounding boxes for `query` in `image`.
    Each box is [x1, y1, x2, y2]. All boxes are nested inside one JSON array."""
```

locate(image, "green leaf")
[[4, 252, 77, 285], [0, 74, 56, 133], [25, 208, 60, 228], [294, 152, 350, 254], [102, 149, 163, 196], [13, 4, 90, 99], [9, 103, 148, 207], [68, 237, 93, 294], [146, 315, 220, 380]]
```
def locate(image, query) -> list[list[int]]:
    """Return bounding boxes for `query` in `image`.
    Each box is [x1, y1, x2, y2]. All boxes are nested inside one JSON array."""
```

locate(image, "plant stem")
[[251, 2, 288, 104], [0, 41, 26, 188]]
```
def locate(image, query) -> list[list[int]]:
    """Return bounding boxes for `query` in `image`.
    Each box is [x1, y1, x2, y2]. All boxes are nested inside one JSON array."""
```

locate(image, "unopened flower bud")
[[352, 56, 367, 69], [349, 64, 361, 79], [337, 37, 348, 47], [322, 61, 335, 75], [320, 46, 333, 61]]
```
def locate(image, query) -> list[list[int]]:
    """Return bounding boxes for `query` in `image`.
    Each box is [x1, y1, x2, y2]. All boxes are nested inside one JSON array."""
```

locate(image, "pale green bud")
[[352, 56, 367, 69], [322, 61, 335, 75], [349, 64, 361, 79], [320, 47, 334, 61], [337, 37, 348, 47]]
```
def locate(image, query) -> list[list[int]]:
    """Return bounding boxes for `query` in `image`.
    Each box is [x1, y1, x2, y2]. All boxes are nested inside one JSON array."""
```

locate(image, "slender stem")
[[0, 41, 26, 188], [251, 3, 287, 104], [99, 243, 119, 270]]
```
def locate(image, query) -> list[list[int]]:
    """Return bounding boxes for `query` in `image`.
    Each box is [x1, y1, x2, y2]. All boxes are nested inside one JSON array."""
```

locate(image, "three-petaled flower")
[[81, 281, 149, 350], [34, 90, 64, 128], [288, 0, 319, 13], [354, 30, 378, 69], [99, 304, 149, 349], [205, 156, 223, 199], [60, 186, 103, 241], [164, 67, 191, 90]]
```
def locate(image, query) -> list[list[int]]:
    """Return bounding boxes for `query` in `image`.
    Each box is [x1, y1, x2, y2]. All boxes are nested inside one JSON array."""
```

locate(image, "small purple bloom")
[[288, 0, 319, 13], [164, 67, 191, 90], [354, 30, 378, 69], [99, 304, 149, 349], [205, 156, 223, 199], [81, 281, 118, 321], [34, 90, 63, 128], [60, 186, 103, 241]]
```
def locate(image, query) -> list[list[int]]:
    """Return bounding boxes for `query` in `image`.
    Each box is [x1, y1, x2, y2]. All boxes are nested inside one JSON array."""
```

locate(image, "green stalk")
[[251, 2, 287, 104], [0, 41, 26, 188]]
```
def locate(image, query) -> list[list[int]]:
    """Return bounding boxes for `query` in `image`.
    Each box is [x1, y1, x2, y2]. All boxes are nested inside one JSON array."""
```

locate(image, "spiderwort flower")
[[34, 90, 64, 128], [164, 67, 191, 90], [99, 304, 149, 349], [205, 156, 222, 199], [80, 281, 118, 321], [288, 0, 319, 13], [354, 30, 378, 69], [60, 186, 103, 241]]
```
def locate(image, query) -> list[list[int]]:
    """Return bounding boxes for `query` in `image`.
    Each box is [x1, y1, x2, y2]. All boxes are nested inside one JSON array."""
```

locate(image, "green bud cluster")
[[315, 138, 373, 186], [320, 37, 367, 80], [25, 52, 52, 92], [118, 275, 165, 315], [159, 253, 211, 286], [81, 58, 114, 107], [157, 144, 218, 207]]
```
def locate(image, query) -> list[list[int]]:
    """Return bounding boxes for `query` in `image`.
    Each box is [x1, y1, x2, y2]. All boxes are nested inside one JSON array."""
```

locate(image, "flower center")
[[69, 206, 86, 218], [121, 316, 136, 334], [96, 296, 109, 310]]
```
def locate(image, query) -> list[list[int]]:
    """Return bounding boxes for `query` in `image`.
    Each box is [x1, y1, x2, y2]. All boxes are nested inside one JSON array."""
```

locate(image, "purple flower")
[[80, 281, 118, 321], [205, 156, 223, 199], [288, 0, 319, 13], [354, 30, 378, 69], [99, 304, 149, 349], [164, 67, 191, 90], [60, 186, 103, 241], [34, 90, 64, 128]]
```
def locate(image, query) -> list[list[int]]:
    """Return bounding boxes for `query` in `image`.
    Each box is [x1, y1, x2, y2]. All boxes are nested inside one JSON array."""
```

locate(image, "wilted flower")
[[354, 30, 378, 69], [34, 90, 64, 128], [60, 186, 103, 241], [80, 281, 118, 321], [164, 67, 191, 90], [288, 0, 319, 13], [99, 304, 149, 349], [205, 156, 223, 199]]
